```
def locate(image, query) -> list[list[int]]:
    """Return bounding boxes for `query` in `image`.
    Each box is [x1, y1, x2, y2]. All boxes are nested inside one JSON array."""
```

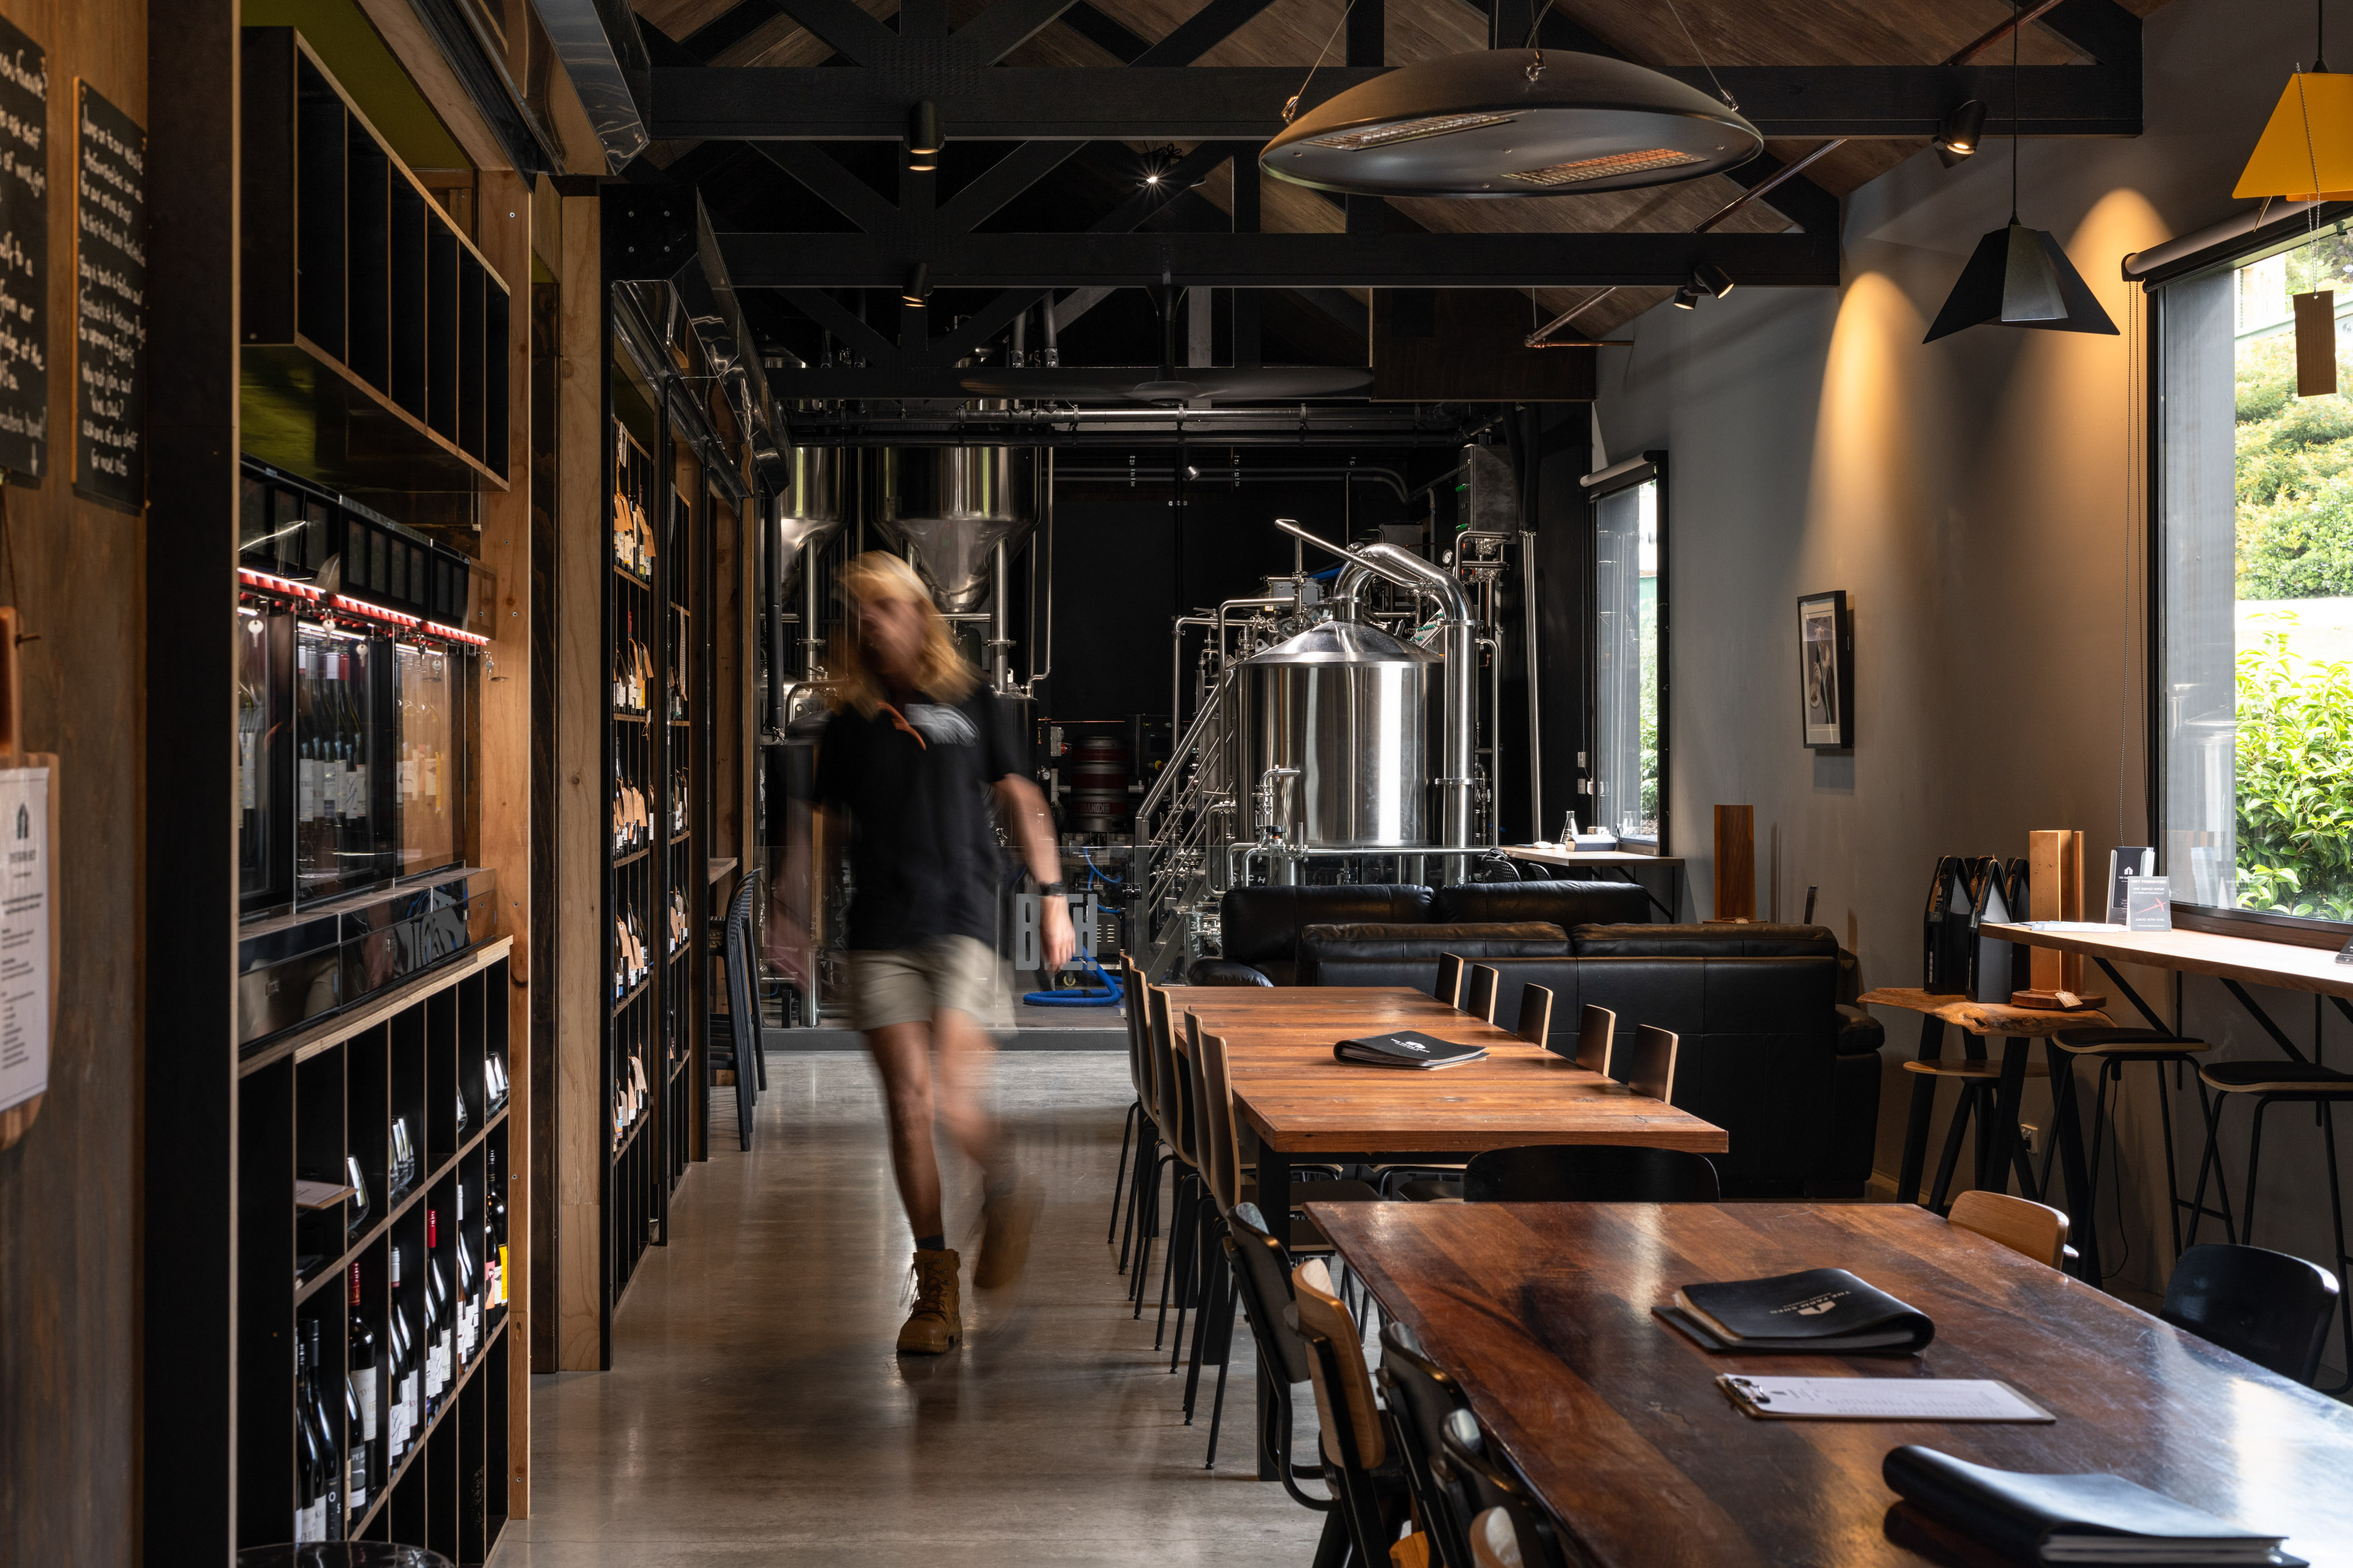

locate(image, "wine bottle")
[[456, 1182, 479, 1362], [294, 1329, 323, 1542], [305, 1319, 344, 1538], [487, 1147, 508, 1307], [348, 1263, 379, 1501], [344, 1372, 369, 1516], [386, 1246, 413, 1466], [455, 1083, 469, 1141], [423, 1212, 448, 1415]]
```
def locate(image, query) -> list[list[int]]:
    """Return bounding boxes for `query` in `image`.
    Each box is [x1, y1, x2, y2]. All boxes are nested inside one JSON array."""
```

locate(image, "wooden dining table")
[[1164, 985, 1729, 1200], [1309, 1199, 2353, 1568]]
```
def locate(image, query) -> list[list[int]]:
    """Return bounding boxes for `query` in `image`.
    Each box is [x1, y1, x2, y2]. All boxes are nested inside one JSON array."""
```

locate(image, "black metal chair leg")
[[1310, 1508, 1351, 1568], [1928, 1083, 1975, 1213], [1116, 1130, 1148, 1272], [1203, 1325, 1232, 1468], [2186, 1084, 2231, 1249], [1156, 1172, 1195, 1350], [2155, 1063, 2185, 1262], [1184, 1243, 1227, 1420], [1108, 1100, 1138, 1245], [1132, 1147, 1166, 1315], [2241, 1097, 2273, 1245]]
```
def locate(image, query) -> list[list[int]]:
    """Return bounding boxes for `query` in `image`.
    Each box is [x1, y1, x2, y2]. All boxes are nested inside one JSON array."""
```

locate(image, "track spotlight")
[[1933, 99, 1986, 168], [1692, 261, 1734, 299], [902, 262, 931, 308], [1671, 286, 1698, 310], [906, 99, 941, 173]]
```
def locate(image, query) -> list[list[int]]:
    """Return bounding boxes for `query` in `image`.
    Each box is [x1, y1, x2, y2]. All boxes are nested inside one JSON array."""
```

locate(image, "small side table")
[[1861, 989, 2109, 1268]]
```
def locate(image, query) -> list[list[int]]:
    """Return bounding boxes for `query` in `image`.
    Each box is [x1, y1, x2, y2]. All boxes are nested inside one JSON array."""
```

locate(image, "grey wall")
[[1597, 0, 2344, 1345]]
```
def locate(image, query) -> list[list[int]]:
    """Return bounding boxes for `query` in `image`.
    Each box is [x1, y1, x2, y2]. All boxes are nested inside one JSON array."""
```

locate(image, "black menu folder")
[[1658, 1268, 1936, 1354], [1332, 1030, 1488, 1069], [1884, 1446, 2303, 1565]]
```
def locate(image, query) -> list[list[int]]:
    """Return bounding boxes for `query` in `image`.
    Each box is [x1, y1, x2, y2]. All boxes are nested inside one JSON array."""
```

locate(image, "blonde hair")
[[831, 550, 979, 716]]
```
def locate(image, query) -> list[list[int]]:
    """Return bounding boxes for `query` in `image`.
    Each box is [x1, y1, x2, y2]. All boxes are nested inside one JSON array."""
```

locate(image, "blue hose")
[[1023, 954, 1124, 1007], [1080, 846, 1123, 888]]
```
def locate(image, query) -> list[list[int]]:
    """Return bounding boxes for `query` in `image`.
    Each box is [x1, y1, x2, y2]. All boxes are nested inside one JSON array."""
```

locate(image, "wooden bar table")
[[1310, 1200, 2353, 1568], [1502, 844, 1685, 917], [1985, 920, 2353, 1055], [1168, 985, 1726, 1482]]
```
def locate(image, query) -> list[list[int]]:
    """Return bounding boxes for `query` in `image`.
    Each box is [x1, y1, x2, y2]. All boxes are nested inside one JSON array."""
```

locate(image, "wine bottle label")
[[356, 1368, 378, 1442], [349, 1450, 368, 1511]]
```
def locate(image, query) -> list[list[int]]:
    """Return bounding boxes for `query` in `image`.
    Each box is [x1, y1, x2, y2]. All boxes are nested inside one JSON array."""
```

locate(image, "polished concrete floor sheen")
[[492, 1052, 1325, 1567]]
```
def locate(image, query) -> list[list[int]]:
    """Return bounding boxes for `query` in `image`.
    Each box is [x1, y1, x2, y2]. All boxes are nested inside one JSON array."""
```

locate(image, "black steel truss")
[[650, 62, 2139, 141]]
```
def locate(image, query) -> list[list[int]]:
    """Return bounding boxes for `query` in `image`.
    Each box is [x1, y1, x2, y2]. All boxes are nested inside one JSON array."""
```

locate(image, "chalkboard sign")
[[0, 19, 46, 481], [73, 82, 141, 511]]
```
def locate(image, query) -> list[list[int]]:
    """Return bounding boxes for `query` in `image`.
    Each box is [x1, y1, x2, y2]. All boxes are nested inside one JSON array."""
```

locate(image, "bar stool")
[[2186, 1059, 2353, 1395], [2046, 1026, 2219, 1280], [1900, 1050, 2050, 1214]]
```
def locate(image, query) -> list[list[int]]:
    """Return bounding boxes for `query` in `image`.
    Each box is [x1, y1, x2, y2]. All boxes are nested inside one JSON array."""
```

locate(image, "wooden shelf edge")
[[294, 1104, 512, 1305], [244, 936, 516, 1079], [242, 336, 510, 495]]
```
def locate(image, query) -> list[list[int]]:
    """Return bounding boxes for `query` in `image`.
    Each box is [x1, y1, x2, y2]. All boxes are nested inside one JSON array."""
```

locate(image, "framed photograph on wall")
[[1797, 590, 1853, 749]]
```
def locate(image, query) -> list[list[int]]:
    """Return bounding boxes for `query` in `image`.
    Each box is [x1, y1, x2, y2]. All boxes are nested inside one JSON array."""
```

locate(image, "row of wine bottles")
[[612, 487, 656, 579], [612, 613, 653, 716], [667, 886, 690, 956], [294, 1164, 510, 1542], [614, 1051, 651, 1141], [613, 907, 653, 1000]]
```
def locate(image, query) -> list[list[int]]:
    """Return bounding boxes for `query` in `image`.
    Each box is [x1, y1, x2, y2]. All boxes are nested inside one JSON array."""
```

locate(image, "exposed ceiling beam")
[[952, 0, 1084, 67], [719, 228, 1839, 289], [649, 63, 2140, 140]]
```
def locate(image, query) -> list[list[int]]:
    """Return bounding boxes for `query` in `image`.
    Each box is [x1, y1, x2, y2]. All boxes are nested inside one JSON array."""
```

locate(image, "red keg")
[[1068, 732, 1133, 832]]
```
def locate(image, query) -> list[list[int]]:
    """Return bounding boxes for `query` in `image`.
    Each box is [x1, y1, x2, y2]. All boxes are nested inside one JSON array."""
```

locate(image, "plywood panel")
[[554, 192, 606, 1371], [0, 3, 150, 1565], [476, 163, 536, 1515]]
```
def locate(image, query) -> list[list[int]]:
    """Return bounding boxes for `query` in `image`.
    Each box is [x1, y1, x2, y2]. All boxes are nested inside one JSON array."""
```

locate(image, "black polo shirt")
[[811, 689, 1028, 952]]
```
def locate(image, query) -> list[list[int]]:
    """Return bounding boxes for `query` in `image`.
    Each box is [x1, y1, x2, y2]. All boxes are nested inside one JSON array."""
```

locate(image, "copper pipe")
[[1693, 138, 1847, 232]]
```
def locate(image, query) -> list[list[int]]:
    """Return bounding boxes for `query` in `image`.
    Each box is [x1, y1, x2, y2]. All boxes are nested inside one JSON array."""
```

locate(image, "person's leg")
[[928, 936, 1039, 1288], [928, 1004, 998, 1179], [867, 1020, 947, 1241]]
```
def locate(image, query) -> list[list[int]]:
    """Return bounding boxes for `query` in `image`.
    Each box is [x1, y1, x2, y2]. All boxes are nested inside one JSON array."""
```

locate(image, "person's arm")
[[994, 774, 1074, 971]]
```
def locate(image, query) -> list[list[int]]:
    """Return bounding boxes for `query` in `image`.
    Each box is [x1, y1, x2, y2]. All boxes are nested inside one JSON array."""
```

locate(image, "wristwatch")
[[1040, 880, 1068, 896]]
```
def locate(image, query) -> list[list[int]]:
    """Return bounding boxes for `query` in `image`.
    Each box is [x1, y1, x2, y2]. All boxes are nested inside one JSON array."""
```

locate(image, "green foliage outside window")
[[2235, 335, 2353, 599], [2235, 629, 2353, 920]]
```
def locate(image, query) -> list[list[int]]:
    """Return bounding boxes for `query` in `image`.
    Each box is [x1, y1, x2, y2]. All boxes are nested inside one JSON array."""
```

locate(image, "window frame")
[[1583, 452, 1670, 856], [2146, 209, 2353, 942]]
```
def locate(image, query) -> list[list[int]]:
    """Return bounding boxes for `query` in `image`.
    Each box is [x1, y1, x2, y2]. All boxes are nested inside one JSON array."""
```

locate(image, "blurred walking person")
[[776, 552, 1072, 1353]]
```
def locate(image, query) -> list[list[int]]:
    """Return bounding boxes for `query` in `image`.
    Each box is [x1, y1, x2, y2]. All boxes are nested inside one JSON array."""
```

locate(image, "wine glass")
[[346, 1154, 372, 1237]]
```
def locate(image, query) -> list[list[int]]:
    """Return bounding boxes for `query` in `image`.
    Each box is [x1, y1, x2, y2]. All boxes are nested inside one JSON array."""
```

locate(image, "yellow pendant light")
[[2237, 5, 2353, 200], [2235, 73, 2353, 200]]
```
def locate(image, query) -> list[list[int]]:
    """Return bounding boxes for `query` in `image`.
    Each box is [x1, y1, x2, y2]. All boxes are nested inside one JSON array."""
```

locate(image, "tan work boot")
[[897, 1248, 963, 1354], [973, 1174, 1041, 1290]]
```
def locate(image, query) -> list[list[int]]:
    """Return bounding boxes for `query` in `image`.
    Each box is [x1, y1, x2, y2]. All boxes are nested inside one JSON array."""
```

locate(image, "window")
[[1590, 462, 1665, 850], [2155, 224, 2353, 925]]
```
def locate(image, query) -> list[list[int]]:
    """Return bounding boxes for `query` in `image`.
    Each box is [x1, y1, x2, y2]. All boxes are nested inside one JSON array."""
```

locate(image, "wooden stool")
[[1864, 989, 2110, 1248], [2048, 1027, 2217, 1281], [2186, 1061, 2353, 1395]]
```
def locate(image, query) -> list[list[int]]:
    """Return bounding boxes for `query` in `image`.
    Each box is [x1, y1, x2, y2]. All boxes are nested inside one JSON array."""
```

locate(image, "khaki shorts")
[[849, 936, 1000, 1032]]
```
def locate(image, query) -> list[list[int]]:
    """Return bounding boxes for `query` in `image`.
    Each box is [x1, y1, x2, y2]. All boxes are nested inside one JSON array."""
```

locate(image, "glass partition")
[[1593, 471, 1664, 848]]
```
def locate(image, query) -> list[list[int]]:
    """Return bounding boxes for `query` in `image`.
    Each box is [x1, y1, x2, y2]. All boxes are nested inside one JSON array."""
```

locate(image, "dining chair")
[[1182, 1023, 1376, 1429], [1219, 1203, 1334, 1500], [1154, 989, 1211, 1349], [1462, 1144, 1721, 1203], [1946, 1190, 2070, 1270], [1116, 959, 1172, 1281], [1131, 983, 1189, 1319], [1514, 984, 1554, 1046], [1435, 952, 1467, 1009], [1293, 1257, 1411, 1567], [1108, 952, 1148, 1252], [1572, 1003, 1616, 1075], [1437, 1407, 1570, 1568], [1620, 1023, 1679, 1103], [2161, 1242, 2341, 1385], [1464, 964, 1501, 1024], [1378, 1321, 1478, 1568]]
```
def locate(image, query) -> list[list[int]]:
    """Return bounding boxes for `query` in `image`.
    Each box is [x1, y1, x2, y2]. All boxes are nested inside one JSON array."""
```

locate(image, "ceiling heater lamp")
[[1261, 50, 1761, 199]]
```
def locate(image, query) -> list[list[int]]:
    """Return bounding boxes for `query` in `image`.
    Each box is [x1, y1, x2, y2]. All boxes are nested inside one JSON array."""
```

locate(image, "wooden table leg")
[[2043, 1037, 2100, 1281], [1984, 1036, 2032, 1199], [1896, 1014, 1945, 1206]]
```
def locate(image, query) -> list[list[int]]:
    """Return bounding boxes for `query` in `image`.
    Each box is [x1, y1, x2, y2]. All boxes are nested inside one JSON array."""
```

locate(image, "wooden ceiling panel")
[[1552, 0, 2082, 69]]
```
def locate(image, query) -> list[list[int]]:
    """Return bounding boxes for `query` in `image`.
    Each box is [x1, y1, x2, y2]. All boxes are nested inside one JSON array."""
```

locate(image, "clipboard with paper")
[[1718, 1374, 2055, 1422]]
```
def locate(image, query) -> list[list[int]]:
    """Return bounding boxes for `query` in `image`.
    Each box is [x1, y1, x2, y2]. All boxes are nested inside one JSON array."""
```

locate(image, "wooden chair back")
[[1622, 1024, 1679, 1104], [1292, 1257, 1386, 1469], [1572, 1004, 1616, 1075], [1435, 952, 1467, 1009], [1515, 983, 1554, 1046], [1465, 964, 1501, 1024], [1144, 984, 1191, 1163], [1191, 1019, 1242, 1212], [1947, 1190, 2069, 1269], [1158, 985, 1200, 1169], [1118, 952, 1151, 1111]]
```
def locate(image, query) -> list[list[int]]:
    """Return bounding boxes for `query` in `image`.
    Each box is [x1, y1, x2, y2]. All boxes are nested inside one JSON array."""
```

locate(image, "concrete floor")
[[491, 1051, 1326, 1567]]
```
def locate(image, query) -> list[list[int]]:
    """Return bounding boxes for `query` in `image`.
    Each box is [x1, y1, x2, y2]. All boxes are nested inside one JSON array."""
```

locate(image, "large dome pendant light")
[[1260, 47, 1762, 198], [1923, 0, 2116, 342]]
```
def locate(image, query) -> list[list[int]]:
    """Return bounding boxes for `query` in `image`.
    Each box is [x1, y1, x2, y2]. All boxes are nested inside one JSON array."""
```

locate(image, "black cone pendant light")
[[1924, 1, 2115, 342], [1261, 50, 1761, 198]]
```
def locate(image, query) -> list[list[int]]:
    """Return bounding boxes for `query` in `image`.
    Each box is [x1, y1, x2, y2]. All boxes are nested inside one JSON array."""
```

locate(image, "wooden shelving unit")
[[236, 939, 516, 1559], [600, 421, 709, 1335], [239, 29, 510, 501]]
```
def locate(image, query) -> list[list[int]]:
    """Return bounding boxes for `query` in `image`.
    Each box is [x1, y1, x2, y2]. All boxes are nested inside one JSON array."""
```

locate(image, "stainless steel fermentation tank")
[[1226, 622, 1439, 847], [875, 446, 1036, 612]]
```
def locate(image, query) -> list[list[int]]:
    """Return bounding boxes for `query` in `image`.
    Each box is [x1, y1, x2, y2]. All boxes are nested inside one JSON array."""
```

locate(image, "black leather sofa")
[[1193, 888, 1883, 1196], [1187, 880, 1650, 987]]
